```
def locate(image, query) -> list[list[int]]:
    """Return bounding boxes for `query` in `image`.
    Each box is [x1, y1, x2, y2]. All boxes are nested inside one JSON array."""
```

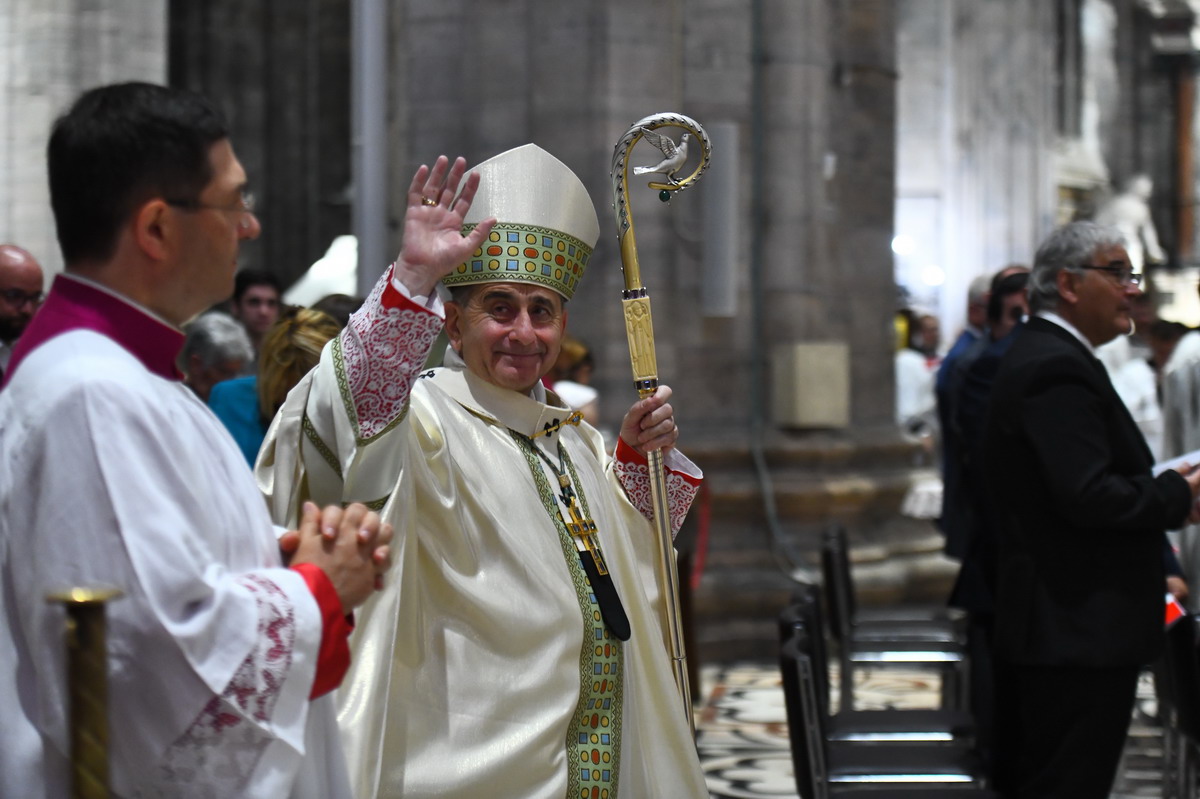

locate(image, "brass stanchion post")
[[47, 587, 121, 799]]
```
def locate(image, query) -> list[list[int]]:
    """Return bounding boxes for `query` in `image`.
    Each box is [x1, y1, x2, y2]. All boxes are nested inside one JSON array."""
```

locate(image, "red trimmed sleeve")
[[290, 562, 355, 699], [615, 436, 649, 472], [379, 263, 419, 309], [613, 438, 703, 537], [338, 264, 445, 439]]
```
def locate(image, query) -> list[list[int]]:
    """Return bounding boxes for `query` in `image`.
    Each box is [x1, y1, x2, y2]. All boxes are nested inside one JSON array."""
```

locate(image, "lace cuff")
[[613, 437, 703, 537], [157, 574, 298, 790], [339, 265, 444, 440]]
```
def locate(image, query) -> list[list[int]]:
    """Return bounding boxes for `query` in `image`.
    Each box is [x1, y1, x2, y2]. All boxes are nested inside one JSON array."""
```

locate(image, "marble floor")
[[694, 662, 1165, 798]]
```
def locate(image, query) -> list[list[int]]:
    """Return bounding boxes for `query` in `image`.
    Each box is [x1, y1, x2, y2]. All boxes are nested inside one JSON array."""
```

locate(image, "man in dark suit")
[[983, 220, 1200, 798]]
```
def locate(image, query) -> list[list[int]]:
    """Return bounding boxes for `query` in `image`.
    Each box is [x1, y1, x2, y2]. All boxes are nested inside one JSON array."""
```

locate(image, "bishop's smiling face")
[[445, 283, 566, 394]]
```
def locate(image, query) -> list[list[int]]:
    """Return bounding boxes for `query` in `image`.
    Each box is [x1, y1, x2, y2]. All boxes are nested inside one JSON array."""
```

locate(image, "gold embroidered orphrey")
[[511, 431, 624, 799]]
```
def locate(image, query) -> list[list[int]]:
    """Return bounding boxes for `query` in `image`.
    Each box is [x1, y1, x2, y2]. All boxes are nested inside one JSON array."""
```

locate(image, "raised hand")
[[394, 155, 497, 296]]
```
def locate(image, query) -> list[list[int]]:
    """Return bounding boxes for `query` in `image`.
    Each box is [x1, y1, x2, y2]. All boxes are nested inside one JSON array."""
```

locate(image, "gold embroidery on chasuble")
[[512, 432, 624, 799], [349, 494, 389, 512], [302, 414, 343, 478]]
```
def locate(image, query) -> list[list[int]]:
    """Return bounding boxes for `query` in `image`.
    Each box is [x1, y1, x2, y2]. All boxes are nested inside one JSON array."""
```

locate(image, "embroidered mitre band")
[[449, 144, 600, 301]]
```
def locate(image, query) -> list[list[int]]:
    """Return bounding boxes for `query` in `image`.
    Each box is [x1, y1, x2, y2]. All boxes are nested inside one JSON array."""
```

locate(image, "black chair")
[[820, 524, 964, 638], [779, 624, 998, 798], [820, 526, 968, 711], [1159, 613, 1200, 799], [780, 589, 975, 744]]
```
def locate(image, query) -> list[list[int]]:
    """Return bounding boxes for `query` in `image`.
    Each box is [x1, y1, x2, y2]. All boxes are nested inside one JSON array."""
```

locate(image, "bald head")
[[0, 245, 45, 343]]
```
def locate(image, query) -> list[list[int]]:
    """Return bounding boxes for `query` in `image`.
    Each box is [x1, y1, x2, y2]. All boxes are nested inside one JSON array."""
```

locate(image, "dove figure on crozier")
[[632, 128, 690, 185]]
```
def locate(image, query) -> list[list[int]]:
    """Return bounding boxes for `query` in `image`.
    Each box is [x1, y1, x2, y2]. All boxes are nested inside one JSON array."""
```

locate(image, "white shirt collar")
[[1036, 310, 1095, 354]]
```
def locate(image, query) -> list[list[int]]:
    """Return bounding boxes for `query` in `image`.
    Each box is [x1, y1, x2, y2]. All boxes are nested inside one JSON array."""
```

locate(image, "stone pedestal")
[[687, 426, 956, 664]]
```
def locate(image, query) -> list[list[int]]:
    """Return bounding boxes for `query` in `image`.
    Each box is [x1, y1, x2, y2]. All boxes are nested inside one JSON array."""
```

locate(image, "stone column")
[[0, 0, 166, 280], [747, 0, 899, 428], [827, 0, 898, 426], [170, 0, 352, 286]]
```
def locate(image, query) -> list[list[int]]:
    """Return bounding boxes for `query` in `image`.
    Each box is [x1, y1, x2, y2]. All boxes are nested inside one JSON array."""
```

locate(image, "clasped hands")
[[280, 502, 393, 611]]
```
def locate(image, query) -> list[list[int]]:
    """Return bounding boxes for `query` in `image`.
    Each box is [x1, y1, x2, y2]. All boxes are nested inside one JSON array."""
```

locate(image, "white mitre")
[[446, 143, 600, 301]]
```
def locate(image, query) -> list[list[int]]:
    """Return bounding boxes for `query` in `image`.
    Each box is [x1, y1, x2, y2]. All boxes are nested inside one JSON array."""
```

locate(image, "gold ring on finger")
[[420, 196, 437, 206]]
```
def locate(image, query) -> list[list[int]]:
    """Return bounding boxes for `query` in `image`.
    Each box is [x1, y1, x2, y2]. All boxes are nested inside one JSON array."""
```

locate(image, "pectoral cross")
[[562, 498, 608, 576]]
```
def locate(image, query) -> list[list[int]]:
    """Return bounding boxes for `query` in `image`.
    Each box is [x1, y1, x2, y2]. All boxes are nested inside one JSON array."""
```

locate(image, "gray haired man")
[[983, 221, 1200, 797], [181, 310, 254, 401]]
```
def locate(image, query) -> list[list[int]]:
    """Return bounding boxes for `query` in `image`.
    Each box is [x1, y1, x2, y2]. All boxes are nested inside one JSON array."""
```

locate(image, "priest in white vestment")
[[0, 82, 391, 798], [258, 146, 710, 797]]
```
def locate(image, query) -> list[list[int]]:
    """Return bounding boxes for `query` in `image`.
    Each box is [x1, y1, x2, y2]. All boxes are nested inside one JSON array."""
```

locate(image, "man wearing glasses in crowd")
[[0, 244, 44, 380], [983, 220, 1200, 797]]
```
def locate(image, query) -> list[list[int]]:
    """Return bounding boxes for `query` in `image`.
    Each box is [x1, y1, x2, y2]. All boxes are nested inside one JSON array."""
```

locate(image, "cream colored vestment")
[[258, 270, 708, 798]]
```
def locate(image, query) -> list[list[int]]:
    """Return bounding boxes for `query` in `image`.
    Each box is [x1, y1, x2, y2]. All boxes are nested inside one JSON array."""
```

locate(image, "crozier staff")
[[610, 112, 713, 723]]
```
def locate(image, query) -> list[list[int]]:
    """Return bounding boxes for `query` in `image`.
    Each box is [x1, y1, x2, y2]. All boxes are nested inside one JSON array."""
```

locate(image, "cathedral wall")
[[895, 0, 1058, 339], [169, 0, 352, 287], [381, 0, 902, 434]]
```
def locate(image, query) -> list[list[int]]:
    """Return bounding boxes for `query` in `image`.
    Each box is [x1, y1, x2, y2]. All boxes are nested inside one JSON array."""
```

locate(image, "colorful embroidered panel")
[[512, 432, 624, 798], [447, 223, 594, 300]]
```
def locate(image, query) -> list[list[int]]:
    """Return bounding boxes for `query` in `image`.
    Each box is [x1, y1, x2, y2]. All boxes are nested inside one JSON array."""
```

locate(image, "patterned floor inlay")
[[695, 663, 1165, 799]]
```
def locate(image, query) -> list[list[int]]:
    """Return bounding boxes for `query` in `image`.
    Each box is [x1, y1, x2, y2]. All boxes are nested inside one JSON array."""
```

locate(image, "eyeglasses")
[[165, 191, 257, 229], [1080, 263, 1142, 288], [0, 288, 44, 307]]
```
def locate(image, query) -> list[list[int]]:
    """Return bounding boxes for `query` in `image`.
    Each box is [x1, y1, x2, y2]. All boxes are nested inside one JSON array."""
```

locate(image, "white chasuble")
[[258, 268, 708, 798]]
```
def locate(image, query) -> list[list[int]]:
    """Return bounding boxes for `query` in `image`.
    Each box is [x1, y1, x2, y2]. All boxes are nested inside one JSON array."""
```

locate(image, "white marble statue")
[[1096, 174, 1165, 272]]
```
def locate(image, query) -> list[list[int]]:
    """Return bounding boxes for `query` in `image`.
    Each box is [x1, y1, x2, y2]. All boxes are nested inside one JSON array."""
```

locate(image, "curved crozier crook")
[[610, 113, 712, 228], [609, 113, 712, 289]]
